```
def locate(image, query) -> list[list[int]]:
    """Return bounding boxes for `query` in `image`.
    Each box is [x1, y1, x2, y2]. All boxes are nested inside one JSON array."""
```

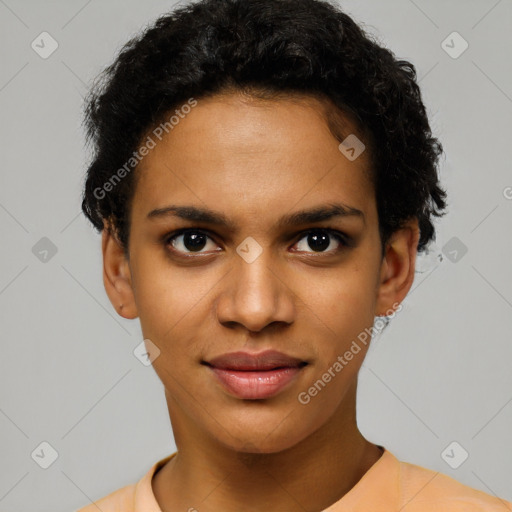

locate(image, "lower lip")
[[209, 366, 304, 399]]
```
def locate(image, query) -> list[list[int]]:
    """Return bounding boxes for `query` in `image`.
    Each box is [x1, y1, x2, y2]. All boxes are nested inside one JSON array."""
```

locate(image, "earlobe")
[[375, 219, 420, 316], [102, 225, 138, 319]]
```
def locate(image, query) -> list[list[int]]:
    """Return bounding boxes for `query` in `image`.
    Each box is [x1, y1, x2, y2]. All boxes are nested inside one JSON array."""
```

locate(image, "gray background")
[[1, 0, 511, 510]]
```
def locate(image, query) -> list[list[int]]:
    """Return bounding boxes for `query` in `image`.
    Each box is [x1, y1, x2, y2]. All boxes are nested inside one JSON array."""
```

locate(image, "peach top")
[[76, 449, 512, 511]]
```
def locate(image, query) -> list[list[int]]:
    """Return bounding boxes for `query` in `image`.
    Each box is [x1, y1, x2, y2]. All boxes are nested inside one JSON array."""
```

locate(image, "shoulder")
[[396, 457, 512, 511], [73, 453, 176, 512], [75, 483, 136, 512]]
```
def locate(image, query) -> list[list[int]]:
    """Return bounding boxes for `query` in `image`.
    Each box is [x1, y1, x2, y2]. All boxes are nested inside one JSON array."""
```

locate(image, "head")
[[81, 0, 447, 453]]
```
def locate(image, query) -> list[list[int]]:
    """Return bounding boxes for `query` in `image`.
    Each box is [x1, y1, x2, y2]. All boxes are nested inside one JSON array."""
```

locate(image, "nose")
[[215, 248, 295, 333]]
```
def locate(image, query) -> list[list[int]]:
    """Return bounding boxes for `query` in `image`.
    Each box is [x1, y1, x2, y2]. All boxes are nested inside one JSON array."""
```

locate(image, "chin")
[[212, 417, 317, 455], [226, 437, 301, 456]]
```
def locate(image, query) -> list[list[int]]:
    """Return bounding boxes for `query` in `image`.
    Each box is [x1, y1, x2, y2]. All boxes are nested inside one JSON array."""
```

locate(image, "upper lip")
[[204, 350, 307, 371]]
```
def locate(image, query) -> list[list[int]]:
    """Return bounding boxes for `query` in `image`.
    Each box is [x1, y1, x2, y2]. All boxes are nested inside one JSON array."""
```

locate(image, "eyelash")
[[163, 228, 350, 257]]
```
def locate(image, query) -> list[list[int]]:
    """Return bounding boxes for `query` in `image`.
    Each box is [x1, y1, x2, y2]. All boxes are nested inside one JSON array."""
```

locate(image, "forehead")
[[132, 93, 375, 227]]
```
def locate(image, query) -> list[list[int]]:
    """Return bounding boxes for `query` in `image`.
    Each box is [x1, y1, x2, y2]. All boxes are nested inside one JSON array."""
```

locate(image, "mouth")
[[202, 350, 308, 400]]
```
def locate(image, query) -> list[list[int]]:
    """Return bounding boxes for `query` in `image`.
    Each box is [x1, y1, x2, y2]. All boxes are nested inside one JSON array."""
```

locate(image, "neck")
[[153, 381, 382, 512]]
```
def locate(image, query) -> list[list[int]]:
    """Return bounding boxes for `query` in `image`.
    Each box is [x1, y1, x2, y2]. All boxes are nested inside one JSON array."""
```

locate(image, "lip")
[[203, 350, 308, 399], [205, 350, 306, 371]]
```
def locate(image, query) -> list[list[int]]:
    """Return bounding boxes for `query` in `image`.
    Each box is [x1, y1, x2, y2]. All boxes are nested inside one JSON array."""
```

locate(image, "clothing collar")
[[133, 447, 399, 511]]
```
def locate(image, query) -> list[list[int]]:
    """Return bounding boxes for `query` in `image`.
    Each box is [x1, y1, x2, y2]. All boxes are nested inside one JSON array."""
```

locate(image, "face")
[[103, 92, 418, 454]]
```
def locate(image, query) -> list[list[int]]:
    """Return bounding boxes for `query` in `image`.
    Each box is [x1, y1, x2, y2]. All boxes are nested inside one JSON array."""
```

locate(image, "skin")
[[102, 92, 420, 512]]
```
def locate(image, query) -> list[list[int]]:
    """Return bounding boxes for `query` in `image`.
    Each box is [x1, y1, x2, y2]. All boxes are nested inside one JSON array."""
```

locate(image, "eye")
[[293, 229, 347, 254], [165, 229, 220, 255], [164, 228, 348, 258]]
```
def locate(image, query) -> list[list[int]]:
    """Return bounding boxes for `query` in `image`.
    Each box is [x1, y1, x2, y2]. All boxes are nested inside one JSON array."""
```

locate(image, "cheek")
[[131, 250, 213, 340], [301, 263, 378, 335], [292, 280, 375, 429], [296, 262, 379, 389]]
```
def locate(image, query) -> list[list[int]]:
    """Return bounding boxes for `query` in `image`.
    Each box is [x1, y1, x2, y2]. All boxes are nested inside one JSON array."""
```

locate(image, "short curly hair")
[[81, 0, 447, 255]]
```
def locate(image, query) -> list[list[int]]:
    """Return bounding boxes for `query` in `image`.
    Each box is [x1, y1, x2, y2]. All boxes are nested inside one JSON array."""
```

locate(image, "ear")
[[375, 218, 420, 316], [102, 223, 138, 319]]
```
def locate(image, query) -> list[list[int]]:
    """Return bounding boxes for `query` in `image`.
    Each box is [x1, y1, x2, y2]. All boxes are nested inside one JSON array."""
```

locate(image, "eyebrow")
[[147, 202, 365, 230]]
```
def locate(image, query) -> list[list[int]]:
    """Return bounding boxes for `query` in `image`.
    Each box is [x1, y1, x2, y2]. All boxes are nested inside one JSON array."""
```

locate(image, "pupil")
[[184, 232, 207, 251], [181, 232, 331, 253], [308, 232, 329, 252]]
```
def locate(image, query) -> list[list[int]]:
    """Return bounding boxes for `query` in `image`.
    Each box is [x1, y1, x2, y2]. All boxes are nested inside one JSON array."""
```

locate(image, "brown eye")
[[293, 229, 346, 253], [166, 230, 220, 254]]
